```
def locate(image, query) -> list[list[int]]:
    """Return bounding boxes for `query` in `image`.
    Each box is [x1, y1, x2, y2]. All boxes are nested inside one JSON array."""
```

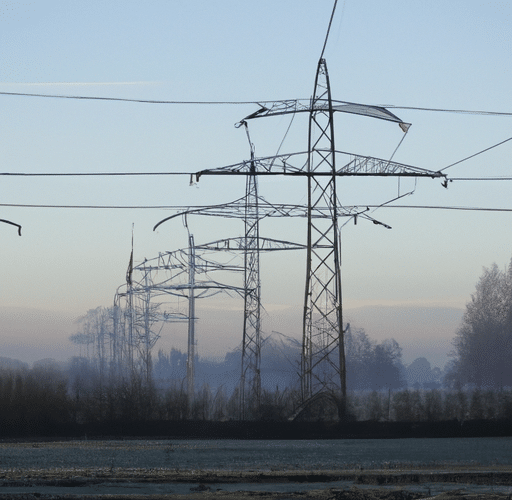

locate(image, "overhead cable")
[[2, 90, 512, 117], [0, 203, 176, 209], [450, 176, 512, 181], [3, 171, 512, 182], [440, 135, 512, 172], [364, 205, 512, 212], [1, 202, 512, 212], [0, 91, 273, 105], [380, 104, 512, 117], [319, 0, 338, 60], [0, 171, 190, 177]]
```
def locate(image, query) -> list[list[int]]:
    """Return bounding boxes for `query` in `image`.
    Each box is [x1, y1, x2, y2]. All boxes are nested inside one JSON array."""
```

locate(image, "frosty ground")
[[0, 439, 511, 499]]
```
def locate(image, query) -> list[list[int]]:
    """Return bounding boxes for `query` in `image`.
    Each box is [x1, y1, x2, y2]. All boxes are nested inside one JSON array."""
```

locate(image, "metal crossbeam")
[[194, 151, 444, 179], [237, 98, 410, 128]]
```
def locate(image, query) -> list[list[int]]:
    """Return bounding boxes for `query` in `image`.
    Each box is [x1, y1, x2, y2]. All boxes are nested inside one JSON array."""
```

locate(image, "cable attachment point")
[[235, 105, 269, 128], [372, 219, 392, 229]]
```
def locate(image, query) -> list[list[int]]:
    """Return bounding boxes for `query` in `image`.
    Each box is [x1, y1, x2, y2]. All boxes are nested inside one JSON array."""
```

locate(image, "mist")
[[0, 303, 462, 370]]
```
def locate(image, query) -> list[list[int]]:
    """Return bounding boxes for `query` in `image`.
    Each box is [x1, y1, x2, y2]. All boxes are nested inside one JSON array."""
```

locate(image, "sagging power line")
[[2, 89, 512, 117]]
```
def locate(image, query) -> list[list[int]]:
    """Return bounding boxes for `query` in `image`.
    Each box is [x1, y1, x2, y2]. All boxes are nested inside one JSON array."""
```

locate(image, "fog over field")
[[0, 304, 461, 369]]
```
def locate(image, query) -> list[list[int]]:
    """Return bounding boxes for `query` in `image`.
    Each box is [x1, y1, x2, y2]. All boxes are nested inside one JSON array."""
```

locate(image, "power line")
[[0, 203, 177, 209], [366, 205, 512, 212], [320, 0, 338, 60], [3, 171, 512, 182], [0, 171, 191, 177], [440, 135, 512, 172], [2, 201, 512, 212], [380, 104, 512, 117], [451, 177, 512, 181], [0, 91, 273, 105], [2, 90, 512, 118]]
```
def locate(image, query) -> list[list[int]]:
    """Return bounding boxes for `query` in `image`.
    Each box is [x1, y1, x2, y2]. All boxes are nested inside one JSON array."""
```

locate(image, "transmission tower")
[[192, 58, 446, 419], [155, 205, 307, 417], [301, 58, 345, 410], [115, 234, 247, 407], [240, 122, 262, 418], [187, 233, 196, 407], [116, 259, 189, 385]]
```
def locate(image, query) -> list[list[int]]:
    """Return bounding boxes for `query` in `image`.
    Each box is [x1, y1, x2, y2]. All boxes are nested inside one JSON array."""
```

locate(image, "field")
[[0, 439, 511, 499]]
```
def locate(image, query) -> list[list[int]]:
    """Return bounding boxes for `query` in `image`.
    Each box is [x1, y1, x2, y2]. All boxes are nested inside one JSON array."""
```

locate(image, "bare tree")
[[449, 260, 512, 388]]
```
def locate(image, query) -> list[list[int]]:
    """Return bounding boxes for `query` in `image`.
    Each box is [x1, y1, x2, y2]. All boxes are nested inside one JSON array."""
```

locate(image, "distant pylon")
[[240, 122, 262, 418], [187, 233, 196, 410]]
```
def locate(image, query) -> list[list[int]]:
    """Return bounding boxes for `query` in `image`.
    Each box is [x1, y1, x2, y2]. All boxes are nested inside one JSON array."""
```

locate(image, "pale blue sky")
[[1, 1, 512, 365]]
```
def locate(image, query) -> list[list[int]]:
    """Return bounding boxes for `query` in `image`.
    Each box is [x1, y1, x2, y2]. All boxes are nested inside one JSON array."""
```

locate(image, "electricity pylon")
[[196, 58, 445, 419], [241, 139, 262, 417], [302, 58, 345, 411], [115, 236, 245, 406], [154, 201, 306, 418], [186, 233, 196, 406]]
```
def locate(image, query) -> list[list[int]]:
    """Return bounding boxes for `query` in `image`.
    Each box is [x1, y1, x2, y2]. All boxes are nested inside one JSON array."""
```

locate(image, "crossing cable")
[[379, 104, 512, 117], [319, 0, 339, 60], [439, 135, 512, 172]]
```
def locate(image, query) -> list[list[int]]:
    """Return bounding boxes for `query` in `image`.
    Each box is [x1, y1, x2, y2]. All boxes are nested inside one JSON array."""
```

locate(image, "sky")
[[1, 1, 512, 369]]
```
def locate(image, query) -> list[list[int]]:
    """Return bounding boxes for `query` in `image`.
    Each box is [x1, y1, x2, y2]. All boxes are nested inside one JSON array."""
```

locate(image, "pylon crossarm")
[[335, 151, 445, 177], [154, 199, 360, 228], [192, 151, 445, 179], [238, 99, 408, 129], [194, 152, 308, 180]]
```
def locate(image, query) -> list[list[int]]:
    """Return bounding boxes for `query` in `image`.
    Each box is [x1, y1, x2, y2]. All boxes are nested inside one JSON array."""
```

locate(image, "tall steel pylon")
[[186, 233, 196, 409], [155, 204, 307, 418], [302, 58, 344, 410], [240, 122, 262, 418], [195, 59, 445, 420]]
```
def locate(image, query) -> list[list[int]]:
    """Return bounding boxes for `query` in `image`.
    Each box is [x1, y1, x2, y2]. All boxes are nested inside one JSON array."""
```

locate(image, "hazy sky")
[[1, 1, 511, 366]]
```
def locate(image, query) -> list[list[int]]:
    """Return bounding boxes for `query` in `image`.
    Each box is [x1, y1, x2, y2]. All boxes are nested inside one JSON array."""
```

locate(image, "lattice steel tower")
[[184, 56, 446, 420], [302, 58, 345, 411], [240, 131, 262, 418], [233, 60, 445, 419]]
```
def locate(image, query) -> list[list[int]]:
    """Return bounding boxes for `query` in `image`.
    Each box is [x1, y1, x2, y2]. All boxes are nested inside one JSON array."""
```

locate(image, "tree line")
[[1, 256, 511, 435], [1, 360, 512, 437]]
